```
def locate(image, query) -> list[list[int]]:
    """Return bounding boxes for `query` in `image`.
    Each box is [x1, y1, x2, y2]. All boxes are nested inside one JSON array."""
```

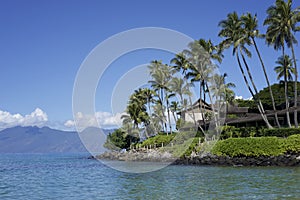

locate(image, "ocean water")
[[0, 154, 299, 200]]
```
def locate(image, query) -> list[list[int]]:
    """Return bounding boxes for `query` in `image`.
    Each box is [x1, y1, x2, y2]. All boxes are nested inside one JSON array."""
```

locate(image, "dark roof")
[[226, 106, 300, 124], [177, 98, 212, 114], [227, 105, 248, 114]]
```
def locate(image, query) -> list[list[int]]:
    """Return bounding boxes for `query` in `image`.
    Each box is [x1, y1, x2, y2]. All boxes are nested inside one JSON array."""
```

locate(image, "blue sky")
[[0, 0, 299, 130]]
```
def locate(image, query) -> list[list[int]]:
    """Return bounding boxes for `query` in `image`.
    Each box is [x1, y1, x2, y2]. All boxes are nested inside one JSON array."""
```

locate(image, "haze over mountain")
[[0, 126, 113, 153]]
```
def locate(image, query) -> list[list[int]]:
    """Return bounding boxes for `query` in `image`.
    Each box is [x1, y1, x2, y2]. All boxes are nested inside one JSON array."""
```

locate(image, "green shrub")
[[220, 127, 300, 139], [164, 137, 200, 158], [211, 135, 300, 157], [282, 134, 300, 153], [104, 129, 139, 150], [220, 126, 260, 139], [141, 134, 175, 148], [211, 137, 285, 157], [171, 131, 198, 145], [263, 128, 300, 137]]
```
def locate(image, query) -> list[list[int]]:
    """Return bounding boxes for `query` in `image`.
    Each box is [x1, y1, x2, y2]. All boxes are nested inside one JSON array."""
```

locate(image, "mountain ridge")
[[0, 126, 114, 153]]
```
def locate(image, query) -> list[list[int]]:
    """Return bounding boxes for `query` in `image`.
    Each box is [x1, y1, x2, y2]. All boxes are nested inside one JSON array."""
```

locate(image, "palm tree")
[[151, 102, 166, 132], [211, 73, 236, 104], [264, 0, 300, 127], [148, 62, 174, 134], [198, 38, 224, 64], [126, 89, 150, 130], [170, 101, 180, 124], [185, 41, 210, 116], [140, 88, 155, 117], [165, 90, 175, 134], [242, 12, 281, 127], [169, 77, 192, 105], [170, 53, 198, 127], [197, 38, 224, 128], [274, 55, 295, 81], [121, 114, 139, 143], [170, 53, 191, 78], [218, 12, 273, 128]]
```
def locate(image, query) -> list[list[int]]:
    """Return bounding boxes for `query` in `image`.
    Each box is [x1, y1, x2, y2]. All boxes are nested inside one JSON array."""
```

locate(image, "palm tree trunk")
[[252, 38, 281, 127], [188, 95, 205, 134], [283, 45, 292, 127], [291, 43, 298, 128], [199, 81, 206, 130], [161, 89, 168, 134], [236, 52, 272, 128], [172, 111, 177, 127], [240, 51, 273, 128], [206, 83, 219, 129], [166, 94, 172, 135], [147, 99, 152, 118]]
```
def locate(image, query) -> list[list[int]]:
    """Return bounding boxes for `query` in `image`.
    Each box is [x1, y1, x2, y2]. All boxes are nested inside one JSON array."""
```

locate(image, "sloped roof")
[[178, 98, 212, 114], [226, 106, 300, 124]]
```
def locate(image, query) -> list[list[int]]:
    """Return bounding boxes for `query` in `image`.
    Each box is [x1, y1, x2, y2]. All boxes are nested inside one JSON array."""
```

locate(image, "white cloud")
[[64, 111, 124, 131], [235, 96, 253, 101], [235, 96, 243, 100], [0, 108, 48, 130]]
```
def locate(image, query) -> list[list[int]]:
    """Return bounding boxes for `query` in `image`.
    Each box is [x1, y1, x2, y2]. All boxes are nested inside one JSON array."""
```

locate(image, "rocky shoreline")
[[173, 153, 300, 166], [90, 150, 300, 167]]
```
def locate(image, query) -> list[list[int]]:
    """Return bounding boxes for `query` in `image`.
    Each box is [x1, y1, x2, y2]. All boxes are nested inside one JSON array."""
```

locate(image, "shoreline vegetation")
[[100, 0, 300, 167], [93, 131, 300, 167]]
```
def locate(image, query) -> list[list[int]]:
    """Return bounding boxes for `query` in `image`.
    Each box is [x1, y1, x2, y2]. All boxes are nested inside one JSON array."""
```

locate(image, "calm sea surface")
[[0, 153, 299, 200]]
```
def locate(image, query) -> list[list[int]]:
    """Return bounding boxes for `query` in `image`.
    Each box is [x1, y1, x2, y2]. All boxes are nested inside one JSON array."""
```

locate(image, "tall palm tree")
[[197, 38, 224, 128], [170, 53, 191, 78], [148, 62, 174, 134], [218, 12, 273, 128], [264, 0, 300, 127], [242, 12, 281, 127], [170, 101, 180, 124], [169, 77, 192, 105], [165, 90, 175, 134], [126, 89, 150, 130], [121, 114, 139, 143], [151, 102, 166, 133], [211, 73, 236, 104], [140, 88, 155, 117], [170, 53, 198, 127], [274, 55, 295, 81], [198, 38, 224, 64]]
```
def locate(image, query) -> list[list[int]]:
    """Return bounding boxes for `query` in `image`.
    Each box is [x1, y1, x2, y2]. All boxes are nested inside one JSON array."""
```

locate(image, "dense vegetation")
[[103, 129, 138, 150], [255, 82, 300, 110]]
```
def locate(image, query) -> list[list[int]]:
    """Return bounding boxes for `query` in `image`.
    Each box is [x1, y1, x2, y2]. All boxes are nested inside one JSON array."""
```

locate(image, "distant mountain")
[[0, 126, 114, 153]]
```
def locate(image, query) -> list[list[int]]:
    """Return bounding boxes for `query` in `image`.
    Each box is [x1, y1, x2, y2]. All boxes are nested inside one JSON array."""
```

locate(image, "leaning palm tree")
[[242, 12, 281, 127], [264, 0, 300, 127], [218, 12, 273, 128]]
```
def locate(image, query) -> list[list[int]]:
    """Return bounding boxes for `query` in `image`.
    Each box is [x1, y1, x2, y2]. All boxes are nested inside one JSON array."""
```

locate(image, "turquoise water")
[[0, 154, 299, 199]]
